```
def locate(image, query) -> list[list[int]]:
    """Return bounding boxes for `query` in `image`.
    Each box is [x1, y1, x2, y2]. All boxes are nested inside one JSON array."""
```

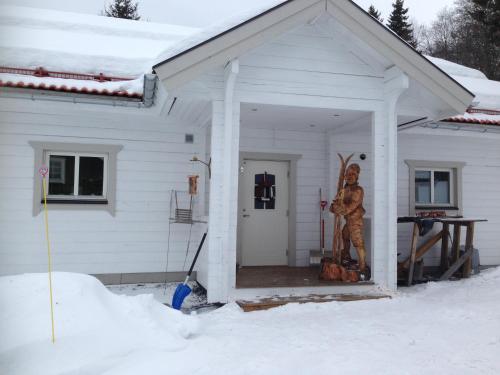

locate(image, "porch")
[[236, 266, 374, 288]]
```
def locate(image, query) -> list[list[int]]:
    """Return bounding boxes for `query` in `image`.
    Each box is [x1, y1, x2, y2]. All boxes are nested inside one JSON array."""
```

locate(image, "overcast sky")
[[0, 0, 457, 27]]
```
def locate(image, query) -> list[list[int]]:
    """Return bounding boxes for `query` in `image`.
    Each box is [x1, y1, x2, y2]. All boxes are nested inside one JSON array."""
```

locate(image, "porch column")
[[207, 60, 240, 303], [372, 67, 408, 291]]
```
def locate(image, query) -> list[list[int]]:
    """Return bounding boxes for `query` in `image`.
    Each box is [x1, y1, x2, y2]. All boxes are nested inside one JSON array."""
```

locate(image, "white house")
[[1, 1, 499, 303]]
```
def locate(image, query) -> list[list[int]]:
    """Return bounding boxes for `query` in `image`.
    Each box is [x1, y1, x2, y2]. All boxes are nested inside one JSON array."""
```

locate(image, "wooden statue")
[[320, 154, 369, 282], [332, 162, 367, 275]]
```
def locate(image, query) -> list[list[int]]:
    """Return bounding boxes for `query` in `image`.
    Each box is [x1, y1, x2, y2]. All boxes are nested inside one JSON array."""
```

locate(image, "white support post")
[[207, 60, 240, 303], [372, 66, 408, 291]]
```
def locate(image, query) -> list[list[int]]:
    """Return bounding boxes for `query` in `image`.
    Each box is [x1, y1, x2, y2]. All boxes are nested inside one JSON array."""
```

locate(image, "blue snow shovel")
[[172, 231, 207, 310]]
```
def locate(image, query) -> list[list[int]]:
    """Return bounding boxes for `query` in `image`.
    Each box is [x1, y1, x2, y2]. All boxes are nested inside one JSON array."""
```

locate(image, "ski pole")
[[39, 166, 55, 343]]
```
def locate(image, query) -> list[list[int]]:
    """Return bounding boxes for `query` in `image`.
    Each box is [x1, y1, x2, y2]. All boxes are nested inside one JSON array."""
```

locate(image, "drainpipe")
[[142, 74, 157, 108]]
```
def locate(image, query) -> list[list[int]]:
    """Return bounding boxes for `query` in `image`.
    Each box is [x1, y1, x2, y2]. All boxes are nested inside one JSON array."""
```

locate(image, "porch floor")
[[235, 266, 374, 288]]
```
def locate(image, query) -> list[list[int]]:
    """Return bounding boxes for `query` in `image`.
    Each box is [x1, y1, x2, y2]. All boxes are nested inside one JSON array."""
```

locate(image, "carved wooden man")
[[330, 163, 367, 274]]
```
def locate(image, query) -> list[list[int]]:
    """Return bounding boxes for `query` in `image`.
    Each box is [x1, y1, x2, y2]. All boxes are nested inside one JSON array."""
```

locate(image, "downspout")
[[142, 73, 157, 108]]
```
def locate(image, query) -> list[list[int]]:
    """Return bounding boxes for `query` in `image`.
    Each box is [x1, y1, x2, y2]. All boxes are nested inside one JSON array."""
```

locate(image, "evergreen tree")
[[368, 5, 383, 22], [104, 0, 141, 20], [387, 0, 416, 47], [469, 0, 499, 47]]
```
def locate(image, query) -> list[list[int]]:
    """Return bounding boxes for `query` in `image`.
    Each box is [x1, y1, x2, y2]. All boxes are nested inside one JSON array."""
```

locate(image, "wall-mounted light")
[[191, 156, 211, 179]]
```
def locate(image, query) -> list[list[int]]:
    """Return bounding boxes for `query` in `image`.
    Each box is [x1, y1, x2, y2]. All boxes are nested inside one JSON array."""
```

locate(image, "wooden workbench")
[[398, 217, 487, 286]]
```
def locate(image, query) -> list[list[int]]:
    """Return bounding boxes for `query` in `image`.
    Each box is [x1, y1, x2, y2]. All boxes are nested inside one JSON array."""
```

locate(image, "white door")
[[239, 160, 289, 266]]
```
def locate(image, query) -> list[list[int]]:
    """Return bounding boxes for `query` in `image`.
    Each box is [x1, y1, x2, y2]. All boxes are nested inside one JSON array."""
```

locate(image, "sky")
[[0, 0, 458, 27]]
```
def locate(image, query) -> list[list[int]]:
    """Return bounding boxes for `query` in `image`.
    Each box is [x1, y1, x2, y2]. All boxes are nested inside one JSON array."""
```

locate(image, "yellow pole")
[[41, 175, 56, 343]]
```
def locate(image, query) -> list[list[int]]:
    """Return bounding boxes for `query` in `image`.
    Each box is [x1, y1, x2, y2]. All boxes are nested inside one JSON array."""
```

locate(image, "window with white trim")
[[405, 160, 465, 216], [30, 142, 122, 216]]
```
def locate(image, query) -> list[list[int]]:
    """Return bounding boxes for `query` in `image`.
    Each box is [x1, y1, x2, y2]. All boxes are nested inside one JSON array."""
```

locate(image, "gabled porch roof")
[[153, 0, 474, 115]]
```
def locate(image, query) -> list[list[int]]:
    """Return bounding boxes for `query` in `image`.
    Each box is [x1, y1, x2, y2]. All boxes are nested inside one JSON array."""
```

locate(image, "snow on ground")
[[107, 281, 207, 308], [1, 269, 500, 375]]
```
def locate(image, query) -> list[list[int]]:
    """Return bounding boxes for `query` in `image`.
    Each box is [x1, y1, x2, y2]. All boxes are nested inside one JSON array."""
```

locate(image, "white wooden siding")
[[239, 127, 328, 266], [0, 99, 207, 276], [329, 124, 500, 266]]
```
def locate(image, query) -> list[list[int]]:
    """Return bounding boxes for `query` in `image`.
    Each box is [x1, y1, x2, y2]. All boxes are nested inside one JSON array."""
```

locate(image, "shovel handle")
[[186, 231, 208, 278]]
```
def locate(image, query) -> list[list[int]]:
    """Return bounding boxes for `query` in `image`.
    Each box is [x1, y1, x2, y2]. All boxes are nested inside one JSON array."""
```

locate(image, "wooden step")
[[236, 293, 391, 312]]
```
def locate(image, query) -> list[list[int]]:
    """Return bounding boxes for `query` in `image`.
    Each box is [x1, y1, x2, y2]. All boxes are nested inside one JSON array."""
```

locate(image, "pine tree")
[[469, 0, 499, 47], [104, 0, 141, 20], [387, 0, 417, 47], [368, 5, 383, 22]]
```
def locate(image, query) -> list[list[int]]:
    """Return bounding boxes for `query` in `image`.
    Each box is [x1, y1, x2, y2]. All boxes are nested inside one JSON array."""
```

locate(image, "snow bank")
[[2, 269, 500, 374], [0, 272, 199, 375]]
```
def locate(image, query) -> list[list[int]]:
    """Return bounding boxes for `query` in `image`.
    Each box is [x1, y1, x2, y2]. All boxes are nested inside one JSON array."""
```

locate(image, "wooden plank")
[[439, 248, 473, 281], [400, 230, 443, 269], [440, 223, 450, 273], [236, 294, 391, 312], [462, 222, 475, 278], [452, 224, 461, 263], [407, 222, 419, 286]]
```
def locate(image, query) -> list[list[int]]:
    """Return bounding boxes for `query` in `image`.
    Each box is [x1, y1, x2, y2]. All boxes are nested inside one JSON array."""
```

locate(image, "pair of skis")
[[332, 153, 354, 264]]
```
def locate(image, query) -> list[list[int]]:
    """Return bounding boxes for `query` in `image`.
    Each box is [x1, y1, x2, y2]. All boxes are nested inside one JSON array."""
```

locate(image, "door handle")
[[242, 214, 250, 218]]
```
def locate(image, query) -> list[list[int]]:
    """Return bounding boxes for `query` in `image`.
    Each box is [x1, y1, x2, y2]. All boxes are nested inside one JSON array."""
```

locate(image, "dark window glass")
[[434, 171, 450, 203], [254, 172, 276, 209], [415, 170, 431, 204], [48, 155, 75, 195], [79, 157, 104, 196]]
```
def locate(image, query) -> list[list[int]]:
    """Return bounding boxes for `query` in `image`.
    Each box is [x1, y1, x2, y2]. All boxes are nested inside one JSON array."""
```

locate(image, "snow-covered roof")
[[153, 0, 285, 66], [0, 5, 199, 98], [427, 56, 500, 111], [0, 3, 498, 113]]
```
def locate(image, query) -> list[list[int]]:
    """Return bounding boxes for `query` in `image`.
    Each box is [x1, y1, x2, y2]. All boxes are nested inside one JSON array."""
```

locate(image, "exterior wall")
[[329, 123, 500, 266], [0, 98, 207, 277], [397, 128, 500, 266], [239, 127, 328, 266]]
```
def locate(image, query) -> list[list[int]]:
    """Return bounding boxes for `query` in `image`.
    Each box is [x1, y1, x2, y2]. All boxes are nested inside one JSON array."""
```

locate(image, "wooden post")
[[462, 222, 475, 278], [407, 222, 419, 286], [452, 224, 461, 263], [440, 223, 449, 273]]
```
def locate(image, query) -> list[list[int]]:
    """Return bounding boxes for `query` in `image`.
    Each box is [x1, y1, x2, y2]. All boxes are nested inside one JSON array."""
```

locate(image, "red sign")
[[38, 166, 49, 178]]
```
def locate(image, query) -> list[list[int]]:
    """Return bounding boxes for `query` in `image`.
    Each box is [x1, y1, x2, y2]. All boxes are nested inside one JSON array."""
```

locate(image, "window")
[[415, 168, 452, 206], [30, 142, 122, 216], [405, 160, 465, 216], [46, 152, 107, 200]]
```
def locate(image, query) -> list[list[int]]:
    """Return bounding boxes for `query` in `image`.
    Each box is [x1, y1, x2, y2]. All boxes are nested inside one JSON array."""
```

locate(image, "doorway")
[[239, 159, 289, 266]]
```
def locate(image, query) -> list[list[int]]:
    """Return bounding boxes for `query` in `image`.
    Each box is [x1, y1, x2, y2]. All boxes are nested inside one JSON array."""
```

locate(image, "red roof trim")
[[0, 66, 142, 99], [467, 107, 500, 115], [443, 117, 500, 126], [0, 66, 133, 82], [0, 79, 142, 99]]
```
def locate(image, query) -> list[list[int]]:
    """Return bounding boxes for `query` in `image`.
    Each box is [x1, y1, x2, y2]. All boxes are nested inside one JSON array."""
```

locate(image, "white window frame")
[[414, 167, 454, 207], [30, 142, 122, 216], [46, 151, 109, 199], [405, 160, 466, 216]]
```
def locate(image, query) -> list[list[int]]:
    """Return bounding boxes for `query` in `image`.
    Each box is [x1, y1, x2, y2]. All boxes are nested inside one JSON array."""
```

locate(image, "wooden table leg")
[[407, 222, 419, 286], [440, 223, 449, 273], [452, 224, 461, 264], [462, 223, 475, 278]]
